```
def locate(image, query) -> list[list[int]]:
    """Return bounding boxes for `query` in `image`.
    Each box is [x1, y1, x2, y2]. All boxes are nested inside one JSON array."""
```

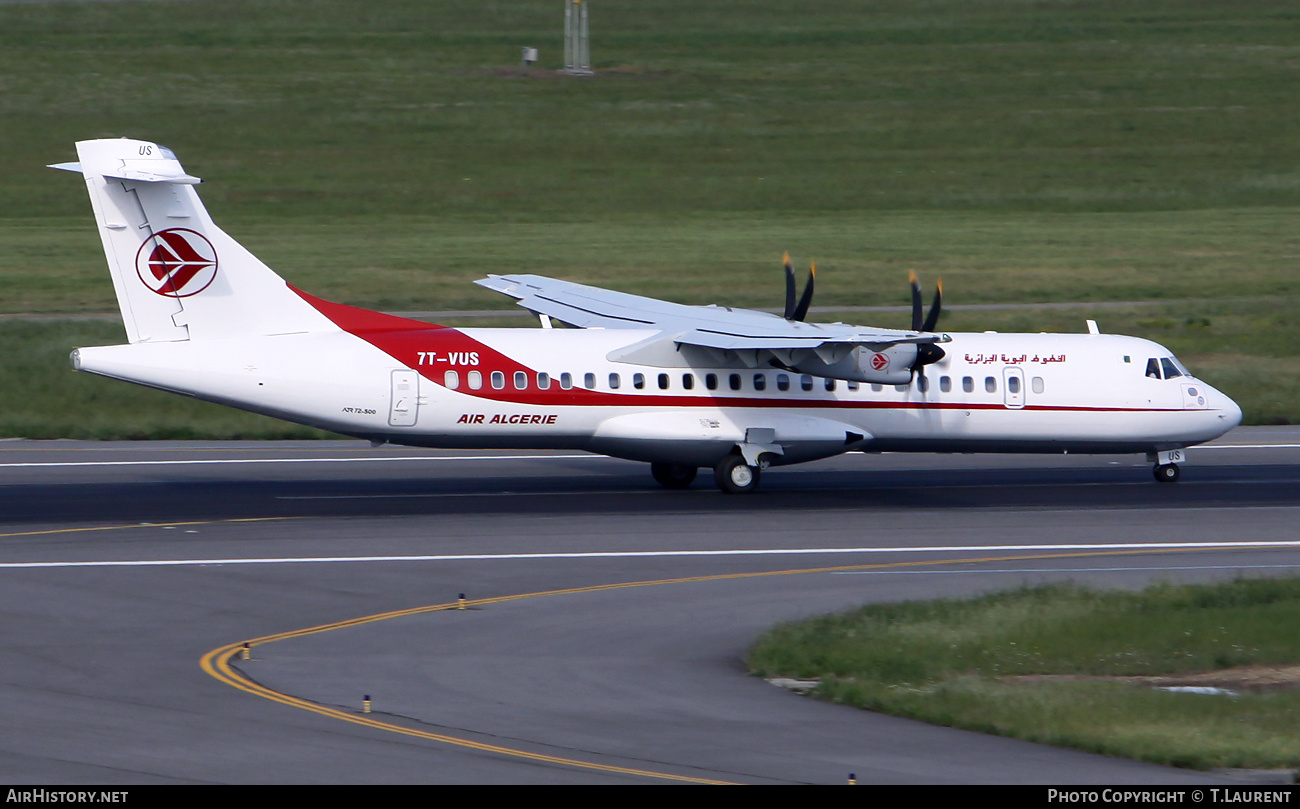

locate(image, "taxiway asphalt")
[[1, 429, 1298, 783]]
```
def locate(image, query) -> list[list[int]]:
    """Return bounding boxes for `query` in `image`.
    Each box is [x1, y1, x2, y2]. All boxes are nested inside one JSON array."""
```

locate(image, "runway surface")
[[2, 427, 1298, 783]]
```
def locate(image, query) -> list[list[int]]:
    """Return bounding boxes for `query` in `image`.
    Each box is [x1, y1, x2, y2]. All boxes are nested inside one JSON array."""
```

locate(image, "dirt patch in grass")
[[1009, 665, 1300, 693]]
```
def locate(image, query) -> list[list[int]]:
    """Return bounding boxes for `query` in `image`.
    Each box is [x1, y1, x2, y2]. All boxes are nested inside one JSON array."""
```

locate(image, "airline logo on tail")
[[135, 228, 218, 297]]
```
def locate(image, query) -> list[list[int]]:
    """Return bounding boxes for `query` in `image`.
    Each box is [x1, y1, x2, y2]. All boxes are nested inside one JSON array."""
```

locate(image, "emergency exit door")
[[389, 369, 419, 427]]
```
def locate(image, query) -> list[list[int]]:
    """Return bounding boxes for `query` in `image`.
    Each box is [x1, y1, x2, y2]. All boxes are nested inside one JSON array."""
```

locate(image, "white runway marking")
[[4, 539, 1299, 569], [0, 440, 1291, 469], [277, 489, 663, 500], [0, 454, 598, 468], [274, 477, 1300, 499], [1197, 443, 1300, 450], [836, 564, 1300, 575]]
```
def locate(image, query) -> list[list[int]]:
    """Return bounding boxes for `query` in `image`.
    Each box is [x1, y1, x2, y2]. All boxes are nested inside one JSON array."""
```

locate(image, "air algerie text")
[[458, 414, 557, 425]]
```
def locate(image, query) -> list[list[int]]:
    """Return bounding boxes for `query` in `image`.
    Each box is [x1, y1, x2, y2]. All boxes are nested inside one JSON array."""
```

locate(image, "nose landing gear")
[[1149, 449, 1185, 484], [1153, 463, 1181, 483]]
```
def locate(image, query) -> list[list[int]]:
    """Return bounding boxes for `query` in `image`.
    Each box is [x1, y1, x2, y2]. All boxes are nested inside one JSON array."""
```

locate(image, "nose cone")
[[1218, 390, 1243, 433], [1195, 384, 1242, 443]]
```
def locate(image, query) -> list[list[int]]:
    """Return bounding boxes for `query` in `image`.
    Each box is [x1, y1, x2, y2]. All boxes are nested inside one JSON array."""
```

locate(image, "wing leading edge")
[[478, 274, 943, 348]]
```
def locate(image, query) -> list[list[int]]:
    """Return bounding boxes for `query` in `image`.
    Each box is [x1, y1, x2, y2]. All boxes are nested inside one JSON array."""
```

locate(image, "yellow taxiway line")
[[200, 543, 1271, 784]]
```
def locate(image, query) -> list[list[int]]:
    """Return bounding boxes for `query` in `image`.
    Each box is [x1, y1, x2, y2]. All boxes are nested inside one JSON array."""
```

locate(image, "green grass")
[[0, 320, 332, 440], [749, 579, 1300, 770], [1, 0, 1298, 435], [6, 209, 1299, 314], [7, 1, 1300, 219]]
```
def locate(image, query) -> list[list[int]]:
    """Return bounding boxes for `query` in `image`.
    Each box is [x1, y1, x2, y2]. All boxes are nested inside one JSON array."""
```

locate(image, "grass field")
[[1, 0, 1298, 436], [748, 579, 1300, 770]]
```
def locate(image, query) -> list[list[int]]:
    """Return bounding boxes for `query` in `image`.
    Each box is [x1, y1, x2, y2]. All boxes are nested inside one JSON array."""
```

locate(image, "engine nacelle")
[[789, 343, 919, 385]]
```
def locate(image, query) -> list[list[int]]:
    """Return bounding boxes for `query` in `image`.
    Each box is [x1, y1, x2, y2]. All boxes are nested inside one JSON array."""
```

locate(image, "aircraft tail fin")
[[52, 139, 335, 343]]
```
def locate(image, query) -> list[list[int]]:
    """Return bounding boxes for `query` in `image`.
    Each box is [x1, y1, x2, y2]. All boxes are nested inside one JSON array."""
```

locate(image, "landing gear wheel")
[[714, 455, 761, 494], [651, 463, 698, 489], [1153, 463, 1181, 483]]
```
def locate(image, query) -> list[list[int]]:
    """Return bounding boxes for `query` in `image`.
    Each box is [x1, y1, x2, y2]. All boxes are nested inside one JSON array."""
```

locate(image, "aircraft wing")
[[476, 274, 942, 353]]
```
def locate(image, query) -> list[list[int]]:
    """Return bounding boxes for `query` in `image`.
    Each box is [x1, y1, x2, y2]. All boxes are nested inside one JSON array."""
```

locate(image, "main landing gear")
[[714, 455, 761, 494], [649, 456, 764, 494], [650, 462, 697, 489]]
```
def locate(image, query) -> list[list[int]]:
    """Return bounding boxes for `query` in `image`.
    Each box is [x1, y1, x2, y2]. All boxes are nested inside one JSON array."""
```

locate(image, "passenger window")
[[583, 372, 596, 389], [777, 374, 790, 391], [940, 376, 951, 393], [847, 381, 859, 391], [1161, 358, 1182, 379], [1032, 376, 1044, 394], [801, 375, 814, 392], [633, 373, 645, 390], [985, 376, 996, 393], [468, 371, 482, 390], [753, 373, 767, 391], [682, 374, 694, 390], [871, 384, 883, 392], [729, 373, 742, 391], [537, 372, 551, 390], [608, 373, 620, 389], [1146, 358, 1162, 379], [514, 371, 528, 390], [658, 373, 670, 390], [1007, 376, 1020, 394], [919, 376, 930, 393], [705, 373, 718, 391], [444, 370, 460, 390], [491, 371, 505, 390], [825, 378, 837, 392], [894, 384, 908, 392], [962, 376, 974, 393], [560, 372, 573, 390]]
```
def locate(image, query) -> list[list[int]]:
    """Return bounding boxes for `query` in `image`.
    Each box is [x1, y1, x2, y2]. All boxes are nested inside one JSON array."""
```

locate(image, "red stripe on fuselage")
[[290, 286, 447, 335], [293, 289, 1190, 415]]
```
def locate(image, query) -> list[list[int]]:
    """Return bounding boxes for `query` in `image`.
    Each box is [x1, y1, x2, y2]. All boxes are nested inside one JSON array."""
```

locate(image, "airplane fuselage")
[[73, 310, 1241, 468]]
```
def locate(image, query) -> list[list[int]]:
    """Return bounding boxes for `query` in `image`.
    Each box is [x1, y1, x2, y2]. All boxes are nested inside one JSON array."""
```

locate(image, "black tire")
[[651, 463, 698, 489], [714, 455, 761, 494], [1153, 463, 1181, 483]]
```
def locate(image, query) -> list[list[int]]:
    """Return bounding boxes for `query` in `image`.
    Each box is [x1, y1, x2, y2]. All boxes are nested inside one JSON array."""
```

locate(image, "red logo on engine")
[[135, 228, 218, 297], [870, 352, 889, 371]]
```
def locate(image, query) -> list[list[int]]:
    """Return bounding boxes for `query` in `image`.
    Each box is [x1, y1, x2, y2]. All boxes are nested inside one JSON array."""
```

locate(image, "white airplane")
[[52, 138, 1241, 493]]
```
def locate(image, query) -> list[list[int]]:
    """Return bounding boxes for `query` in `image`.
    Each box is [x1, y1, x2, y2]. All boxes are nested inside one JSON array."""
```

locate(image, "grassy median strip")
[[749, 578, 1300, 770]]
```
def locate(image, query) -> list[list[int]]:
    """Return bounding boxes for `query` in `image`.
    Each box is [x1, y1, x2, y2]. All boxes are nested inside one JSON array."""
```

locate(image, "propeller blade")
[[792, 262, 816, 321], [921, 278, 943, 333], [783, 251, 797, 319], [909, 270, 923, 332]]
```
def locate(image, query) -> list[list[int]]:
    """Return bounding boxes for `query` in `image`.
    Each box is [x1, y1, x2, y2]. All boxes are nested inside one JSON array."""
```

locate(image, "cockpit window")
[[1146, 358, 1161, 379], [1160, 358, 1182, 379]]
